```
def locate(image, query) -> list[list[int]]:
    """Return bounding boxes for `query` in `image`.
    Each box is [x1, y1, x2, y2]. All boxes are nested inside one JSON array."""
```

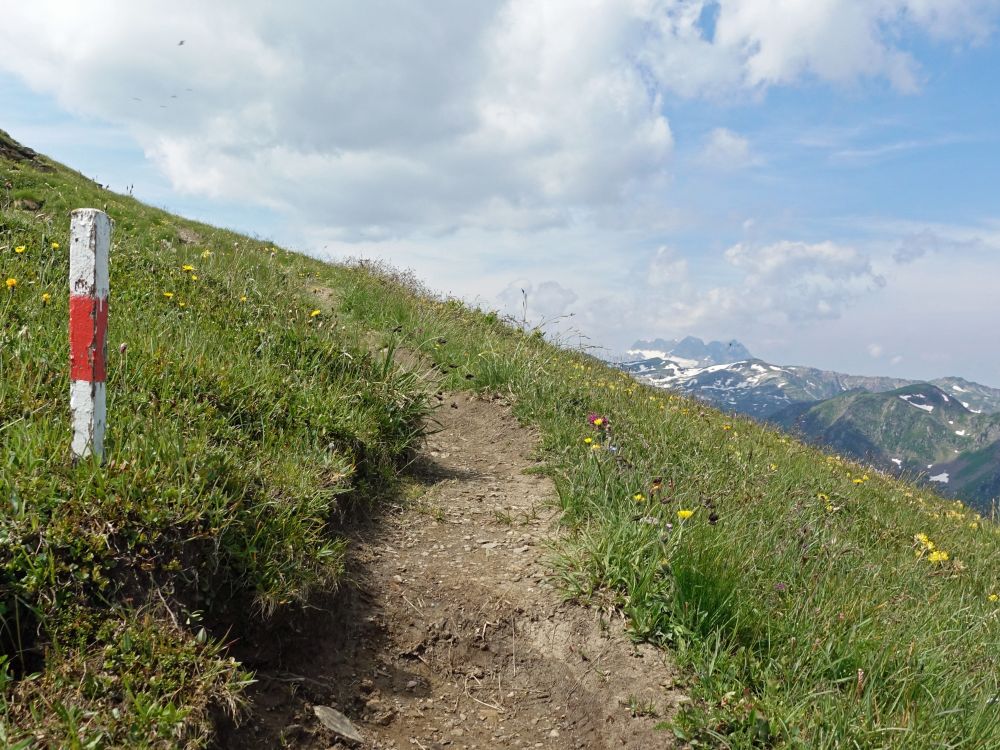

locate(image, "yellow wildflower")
[[677, 509, 694, 520], [310, 309, 321, 317], [200, 250, 213, 258], [5, 278, 16, 289], [989, 594, 998, 602], [51, 242, 59, 249], [583, 437, 593, 445], [853, 478, 864, 484], [927, 550, 949, 563], [722, 424, 732, 431], [163, 292, 174, 299], [817, 493, 830, 501], [240, 295, 247, 302], [178, 301, 187, 308], [633, 493, 645, 503], [181, 264, 195, 272], [190, 274, 198, 281], [14, 246, 25, 254], [41, 293, 51, 304]]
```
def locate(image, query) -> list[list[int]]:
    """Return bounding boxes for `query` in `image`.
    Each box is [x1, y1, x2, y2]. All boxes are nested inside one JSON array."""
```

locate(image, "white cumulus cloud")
[[698, 128, 761, 169], [648, 246, 690, 286], [1, 0, 994, 240], [722, 240, 886, 320], [498, 279, 578, 325]]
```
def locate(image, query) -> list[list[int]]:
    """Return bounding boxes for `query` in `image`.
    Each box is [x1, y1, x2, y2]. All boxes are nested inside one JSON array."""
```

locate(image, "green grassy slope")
[[3, 131, 1000, 748], [772, 384, 1000, 513], [330, 270, 1000, 749], [1, 131, 428, 747]]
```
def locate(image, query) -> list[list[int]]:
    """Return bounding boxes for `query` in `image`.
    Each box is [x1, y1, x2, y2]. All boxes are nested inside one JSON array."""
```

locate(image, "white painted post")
[[69, 209, 111, 461]]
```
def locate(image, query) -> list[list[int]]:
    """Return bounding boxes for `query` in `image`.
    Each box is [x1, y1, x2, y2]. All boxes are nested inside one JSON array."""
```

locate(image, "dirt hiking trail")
[[216, 392, 684, 749]]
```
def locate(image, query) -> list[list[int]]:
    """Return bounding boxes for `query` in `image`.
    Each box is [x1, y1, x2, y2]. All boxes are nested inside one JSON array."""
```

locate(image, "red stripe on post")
[[69, 294, 108, 382]]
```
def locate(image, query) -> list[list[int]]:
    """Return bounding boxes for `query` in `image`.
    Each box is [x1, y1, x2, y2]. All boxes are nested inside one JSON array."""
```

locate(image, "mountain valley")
[[618, 337, 1000, 513]]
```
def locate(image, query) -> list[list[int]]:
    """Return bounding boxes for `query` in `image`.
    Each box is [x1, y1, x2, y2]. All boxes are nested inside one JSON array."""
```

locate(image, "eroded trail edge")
[[219, 392, 683, 749]]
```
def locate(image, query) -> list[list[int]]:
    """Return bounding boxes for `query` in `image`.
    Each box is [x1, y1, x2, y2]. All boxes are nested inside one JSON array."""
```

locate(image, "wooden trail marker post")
[[69, 208, 111, 461]]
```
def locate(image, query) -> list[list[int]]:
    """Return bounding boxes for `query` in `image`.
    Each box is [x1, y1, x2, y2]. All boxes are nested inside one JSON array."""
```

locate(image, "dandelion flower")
[[677, 509, 694, 520], [14, 246, 25, 254], [722, 424, 732, 431], [240, 295, 247, 302], [51, 242, 59, 249], [989, 594, 998, 602], [583, 437, 593, 445], [310, 309, 321, 317], [5, 278, 16, 289], [927, 550, 949, 563], [633, 493, 645, 503], [190, 274, 198, 281], [41, 292, 51, 304], [163, 291, 174, 299], [181, 264, 195, 272]]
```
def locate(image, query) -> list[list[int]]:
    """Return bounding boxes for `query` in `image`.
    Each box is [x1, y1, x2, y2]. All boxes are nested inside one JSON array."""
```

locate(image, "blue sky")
[[2, 1, 999, 384]]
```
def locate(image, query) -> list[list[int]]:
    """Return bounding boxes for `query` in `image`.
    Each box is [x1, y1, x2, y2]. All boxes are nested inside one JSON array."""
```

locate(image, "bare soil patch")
[[214, 392, 683, 749]]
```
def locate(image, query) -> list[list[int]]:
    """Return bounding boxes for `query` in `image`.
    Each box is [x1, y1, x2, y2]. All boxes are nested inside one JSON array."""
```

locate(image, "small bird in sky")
[[178, 40, 185, 46]]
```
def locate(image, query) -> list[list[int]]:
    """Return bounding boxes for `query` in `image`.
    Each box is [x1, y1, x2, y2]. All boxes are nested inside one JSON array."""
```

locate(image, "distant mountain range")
[[617, 337, 1000, 514], [629, 336, 754, 367]]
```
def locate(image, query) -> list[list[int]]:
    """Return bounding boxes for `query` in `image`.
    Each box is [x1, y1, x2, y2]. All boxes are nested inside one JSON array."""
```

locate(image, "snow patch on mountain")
[[628, 350, 700, 367], [899, 394, 934, 413], [930, 472, 950, 483]]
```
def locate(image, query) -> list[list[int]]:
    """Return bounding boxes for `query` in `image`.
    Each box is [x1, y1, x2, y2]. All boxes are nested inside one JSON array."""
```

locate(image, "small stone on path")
[[313, 705, 364, 743]]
